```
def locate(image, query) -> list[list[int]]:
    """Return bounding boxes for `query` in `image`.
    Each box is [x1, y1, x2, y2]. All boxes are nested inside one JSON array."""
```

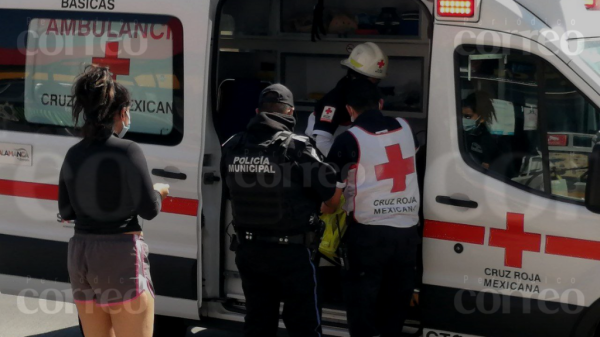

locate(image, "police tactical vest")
[[343, 118, 420, 228], [225, 131, 317, 234]]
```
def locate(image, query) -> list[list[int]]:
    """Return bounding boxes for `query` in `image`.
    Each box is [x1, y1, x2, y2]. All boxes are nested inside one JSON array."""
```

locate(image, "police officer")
[[306, 42, 389, 156], [322, 79, 420, 337], [221, 84, 338, 337]]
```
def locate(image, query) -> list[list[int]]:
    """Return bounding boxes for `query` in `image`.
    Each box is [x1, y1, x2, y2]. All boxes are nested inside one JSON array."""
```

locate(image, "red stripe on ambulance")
[[0, 179, 198, 217], [423, 220, 485, 245], [426, 214, 600, 266], [546, 236, 600, 261]]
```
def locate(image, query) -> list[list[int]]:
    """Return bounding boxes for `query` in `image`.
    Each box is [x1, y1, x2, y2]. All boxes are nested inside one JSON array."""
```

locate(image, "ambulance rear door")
[[0, 0, 211, 319]]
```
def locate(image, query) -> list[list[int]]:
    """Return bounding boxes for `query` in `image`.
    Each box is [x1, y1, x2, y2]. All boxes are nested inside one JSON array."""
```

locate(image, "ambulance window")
[[544, 67, 600, 200], [0, 10, 184, 146], [456, 47, 600, 203], [457, 49, 546, 193]]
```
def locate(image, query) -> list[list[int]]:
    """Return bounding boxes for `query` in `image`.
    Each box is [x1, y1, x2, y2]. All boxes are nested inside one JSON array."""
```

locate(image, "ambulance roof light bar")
[[436, 0, 482, 22], [586, 0, 597, 9], [438, 0, 475, 17]]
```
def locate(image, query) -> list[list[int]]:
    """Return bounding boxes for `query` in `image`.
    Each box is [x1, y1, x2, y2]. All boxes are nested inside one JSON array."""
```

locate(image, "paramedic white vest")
[[343, 118, 420, 228]]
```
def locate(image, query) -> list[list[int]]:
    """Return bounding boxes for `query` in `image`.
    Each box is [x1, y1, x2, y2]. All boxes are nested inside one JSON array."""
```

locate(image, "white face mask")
[[117, 110, 131, 138]]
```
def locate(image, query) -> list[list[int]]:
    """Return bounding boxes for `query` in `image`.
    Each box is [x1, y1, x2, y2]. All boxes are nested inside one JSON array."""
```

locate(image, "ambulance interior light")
[[437, 0, 476, 17]]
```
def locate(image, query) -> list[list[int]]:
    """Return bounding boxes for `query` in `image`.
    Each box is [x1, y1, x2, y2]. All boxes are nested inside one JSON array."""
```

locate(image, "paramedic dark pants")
[[235, 242, 322, 337], [343, 223, 419, 337]]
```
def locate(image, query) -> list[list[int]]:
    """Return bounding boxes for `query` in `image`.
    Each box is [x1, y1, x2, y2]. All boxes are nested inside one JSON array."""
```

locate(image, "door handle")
[[436, 196, 478, 209], [152, 169, 187, 180]]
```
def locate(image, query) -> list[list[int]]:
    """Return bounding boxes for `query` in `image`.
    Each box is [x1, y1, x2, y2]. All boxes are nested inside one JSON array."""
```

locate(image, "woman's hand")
[[154, 183, 170, 200]]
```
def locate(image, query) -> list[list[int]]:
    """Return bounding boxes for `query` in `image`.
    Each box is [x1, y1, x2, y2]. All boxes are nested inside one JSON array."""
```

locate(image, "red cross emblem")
[[92, 41, 131, 80], [377, 60, 386, 69], [374, 144, 415, 193], [489, 213, 541, 268], [325, 108, 333, 115]]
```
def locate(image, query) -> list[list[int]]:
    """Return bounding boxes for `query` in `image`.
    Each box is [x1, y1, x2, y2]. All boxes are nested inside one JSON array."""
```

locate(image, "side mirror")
[[585, 144, 600, 213]]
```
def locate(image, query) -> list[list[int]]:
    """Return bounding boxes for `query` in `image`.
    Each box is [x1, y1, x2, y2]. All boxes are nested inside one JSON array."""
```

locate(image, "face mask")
[[117, 110, 131, 138], [463, 117, 478, 131]]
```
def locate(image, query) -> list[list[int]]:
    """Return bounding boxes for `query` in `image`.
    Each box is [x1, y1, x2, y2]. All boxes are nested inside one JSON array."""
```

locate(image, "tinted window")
[[456, 47, 600, 202], [0, 10, 184, 145]]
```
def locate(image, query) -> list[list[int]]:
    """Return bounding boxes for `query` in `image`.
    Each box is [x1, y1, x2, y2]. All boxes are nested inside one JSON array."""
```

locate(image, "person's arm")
[[321, 188, 343, 214], [315, 133, 334, 157], [58, 161, 76, 221], [312, 101, 340, 156], [220, 134, 242, 200], [481, 131, 497, 170], [296, 139, 337, 208], [127, 143, 162, 221], [321, 132, 356, 214]]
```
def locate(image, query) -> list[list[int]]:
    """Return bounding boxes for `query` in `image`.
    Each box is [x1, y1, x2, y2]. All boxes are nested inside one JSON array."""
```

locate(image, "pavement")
[[0, 294, 240, 337]]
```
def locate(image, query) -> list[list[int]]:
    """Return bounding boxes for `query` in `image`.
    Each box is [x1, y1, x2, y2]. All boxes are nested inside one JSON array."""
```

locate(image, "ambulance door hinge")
[[203, 172, 221, 185]]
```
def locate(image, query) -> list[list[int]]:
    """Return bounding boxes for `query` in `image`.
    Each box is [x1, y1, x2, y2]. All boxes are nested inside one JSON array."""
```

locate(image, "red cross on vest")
[[489, 213, 541, 268], [374, 144, 415, 193], [92, 41, 131, 80], [325, 108, 333, 114], [378, 60, 386, 69]]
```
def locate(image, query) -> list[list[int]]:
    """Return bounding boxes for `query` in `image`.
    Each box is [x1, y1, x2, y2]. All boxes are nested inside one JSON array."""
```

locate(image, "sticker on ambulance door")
[[24, 18, 175, 135]]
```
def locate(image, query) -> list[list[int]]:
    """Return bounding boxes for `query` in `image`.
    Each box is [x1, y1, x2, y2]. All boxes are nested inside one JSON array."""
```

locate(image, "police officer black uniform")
[[323, 79, 420, 337], [221, 84, 337, 337]]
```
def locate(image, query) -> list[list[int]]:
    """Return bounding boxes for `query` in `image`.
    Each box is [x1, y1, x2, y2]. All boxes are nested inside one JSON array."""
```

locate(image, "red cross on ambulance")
[[92, 41, 131, 80], [489, 213, 541, 269]]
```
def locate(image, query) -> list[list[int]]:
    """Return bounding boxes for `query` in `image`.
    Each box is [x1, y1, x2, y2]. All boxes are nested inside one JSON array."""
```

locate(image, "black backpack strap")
[[270, 131, 295, 157]]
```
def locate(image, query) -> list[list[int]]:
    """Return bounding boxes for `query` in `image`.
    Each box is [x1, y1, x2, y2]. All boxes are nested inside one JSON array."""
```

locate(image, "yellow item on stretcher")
[[318, 195, 347, 259]]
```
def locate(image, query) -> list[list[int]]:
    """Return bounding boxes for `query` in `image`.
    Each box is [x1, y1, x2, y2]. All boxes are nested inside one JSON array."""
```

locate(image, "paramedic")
[[221, 84, 338, 337], [462, 91, 498, 170], [59, 65, 169, 337], [305, 42, 389, 156], [322, 79, 420, 337]]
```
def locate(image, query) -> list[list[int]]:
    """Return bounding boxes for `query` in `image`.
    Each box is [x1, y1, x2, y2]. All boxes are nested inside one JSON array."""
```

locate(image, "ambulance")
[[1, 0, 600, 336]]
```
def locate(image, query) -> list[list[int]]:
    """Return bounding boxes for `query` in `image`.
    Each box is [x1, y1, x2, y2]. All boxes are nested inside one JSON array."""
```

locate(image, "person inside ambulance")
[[220, 84, 338, 337], [461, 91, 498, 170], [322, 79, 420, 337], [305, 42, 389, 156]]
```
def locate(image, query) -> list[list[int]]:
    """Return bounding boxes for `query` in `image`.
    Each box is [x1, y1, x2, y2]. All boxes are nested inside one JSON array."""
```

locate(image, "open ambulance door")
[[0, 0, 212, 320], [205, 0, 435, 332]]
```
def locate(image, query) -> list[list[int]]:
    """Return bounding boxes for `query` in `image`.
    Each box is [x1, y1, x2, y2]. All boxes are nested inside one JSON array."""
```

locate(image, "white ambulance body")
[[1, 0, 600, 336]]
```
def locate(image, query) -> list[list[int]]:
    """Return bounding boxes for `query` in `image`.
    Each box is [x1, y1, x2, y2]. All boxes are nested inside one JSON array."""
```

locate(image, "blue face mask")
[[463, 117, 479, 132], [117, 110, 131, 138]]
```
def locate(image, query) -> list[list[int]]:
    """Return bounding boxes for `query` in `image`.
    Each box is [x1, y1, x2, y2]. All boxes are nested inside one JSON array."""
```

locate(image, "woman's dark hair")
[[462, 91, 497, 125], [72, 65, 131, 139]]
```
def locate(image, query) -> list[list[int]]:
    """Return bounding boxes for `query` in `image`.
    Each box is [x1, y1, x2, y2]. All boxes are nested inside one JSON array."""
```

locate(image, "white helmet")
[[341, 42, 388, 79]]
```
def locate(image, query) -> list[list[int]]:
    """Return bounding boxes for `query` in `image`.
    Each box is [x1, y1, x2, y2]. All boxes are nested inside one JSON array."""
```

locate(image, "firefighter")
[[305, 42, 389, 156], [221, 84, 338, 337], [322, 79, 420, 337]]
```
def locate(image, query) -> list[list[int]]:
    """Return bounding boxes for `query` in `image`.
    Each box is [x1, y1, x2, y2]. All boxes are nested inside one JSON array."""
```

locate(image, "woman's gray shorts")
[[67, 233, 155, 306]]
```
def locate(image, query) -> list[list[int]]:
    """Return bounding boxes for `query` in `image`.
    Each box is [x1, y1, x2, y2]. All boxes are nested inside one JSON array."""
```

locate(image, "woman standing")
[[59, 65, 170, 337]]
